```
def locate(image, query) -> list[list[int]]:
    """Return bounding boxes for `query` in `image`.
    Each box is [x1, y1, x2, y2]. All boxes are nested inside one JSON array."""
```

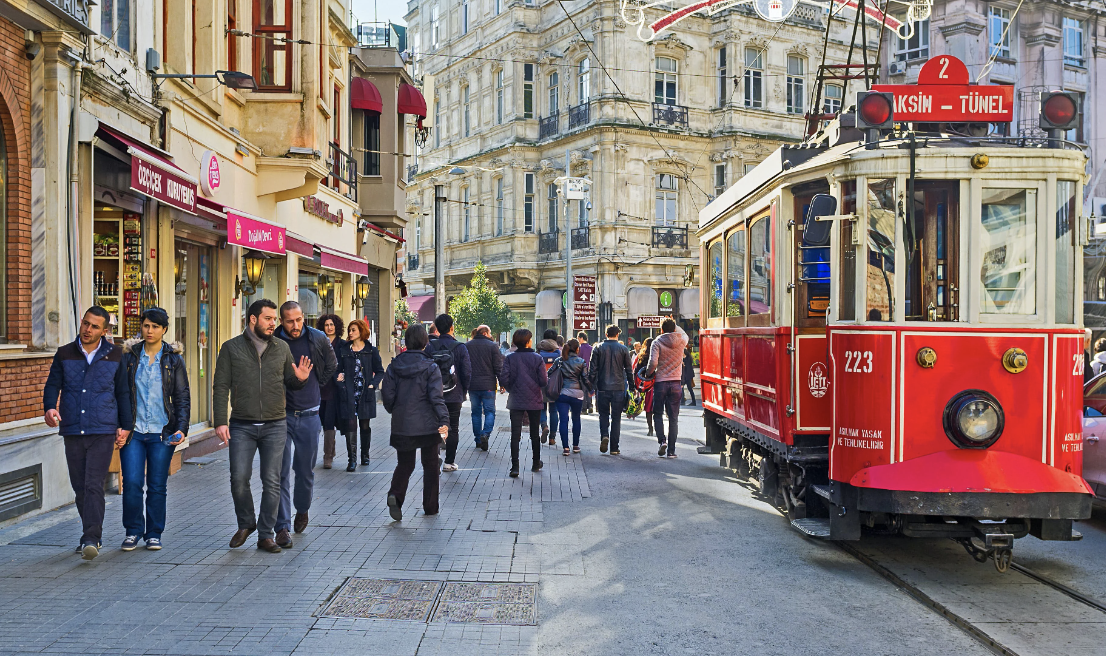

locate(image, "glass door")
[[175, 239, 214, 427]]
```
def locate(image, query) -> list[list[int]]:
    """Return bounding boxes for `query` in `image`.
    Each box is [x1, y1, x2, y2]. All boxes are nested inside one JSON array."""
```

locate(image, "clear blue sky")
[[351, 0, 409, 26]]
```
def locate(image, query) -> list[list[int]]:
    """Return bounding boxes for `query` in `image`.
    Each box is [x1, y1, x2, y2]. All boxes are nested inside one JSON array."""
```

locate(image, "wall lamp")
[[354, 275, 371, 308], [235, 250, 270, 296], [152, 70, 258, 91]]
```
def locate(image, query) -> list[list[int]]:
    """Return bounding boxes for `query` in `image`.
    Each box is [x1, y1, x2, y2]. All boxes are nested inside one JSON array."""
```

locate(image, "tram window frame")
[[708, 238, 724, 322], [726, 224, 746, 327], [904, 181, 960, 322], [865, 179, 897, 323], [979, 187, 1038, 317], [839, 180, 858, 322], [793, 181, 832, 329], [1055, 180, 1078, 324], [747, 212, 773, 327]]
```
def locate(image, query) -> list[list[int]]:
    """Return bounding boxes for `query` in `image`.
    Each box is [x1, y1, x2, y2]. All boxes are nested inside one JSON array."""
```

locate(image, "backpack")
[[428, 338, 461, 393]]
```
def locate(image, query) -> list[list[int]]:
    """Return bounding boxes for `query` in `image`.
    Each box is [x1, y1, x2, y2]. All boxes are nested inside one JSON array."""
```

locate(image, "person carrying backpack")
[[428, 314, 471, 472]]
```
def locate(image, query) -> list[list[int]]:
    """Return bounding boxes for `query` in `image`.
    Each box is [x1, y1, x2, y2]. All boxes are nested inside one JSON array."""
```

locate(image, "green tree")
[[447, 262, 518, 338], [395, 297, 419, 329]]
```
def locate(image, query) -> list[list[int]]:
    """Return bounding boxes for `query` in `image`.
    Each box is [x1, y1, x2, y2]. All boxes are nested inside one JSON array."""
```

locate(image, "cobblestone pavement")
[[0, 397, 990, 656]]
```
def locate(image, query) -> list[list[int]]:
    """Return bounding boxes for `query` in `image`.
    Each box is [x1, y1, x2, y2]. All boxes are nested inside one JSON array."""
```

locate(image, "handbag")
[[544, 364, 564, 403]]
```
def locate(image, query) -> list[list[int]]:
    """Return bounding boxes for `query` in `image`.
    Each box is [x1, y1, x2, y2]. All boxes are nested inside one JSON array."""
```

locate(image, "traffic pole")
[[564, 148, 572, 337]]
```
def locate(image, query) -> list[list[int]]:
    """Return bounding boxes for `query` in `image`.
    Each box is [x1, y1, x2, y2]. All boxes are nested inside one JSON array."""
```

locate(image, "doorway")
[[174, 239, 214, 427], [905, 181, 960, 321]]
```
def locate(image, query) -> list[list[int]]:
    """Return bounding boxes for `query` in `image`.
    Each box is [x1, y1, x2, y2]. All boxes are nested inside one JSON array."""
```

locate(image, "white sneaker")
[[442, 463, 458, 472]]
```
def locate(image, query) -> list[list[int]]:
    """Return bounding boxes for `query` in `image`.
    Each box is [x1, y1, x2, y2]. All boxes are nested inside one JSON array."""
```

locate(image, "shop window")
[[254, 0, 293, 92], [748, 214, 772, 324], [980, 188, 1036, 315], [726, 227, 745, 321], [299, 270, 336, 326], [655, 56, 677, 105], [176, 240, 213, 425], [524, 173, 535, 232], [364, 112, 381, 175], [101, 0, 132, 51], [866, 179, 896, 321], [94, 209, 142, 340], [708, 239, 723, 319], [655, 174, 678, 226], [1056, 181, 1077, 323]]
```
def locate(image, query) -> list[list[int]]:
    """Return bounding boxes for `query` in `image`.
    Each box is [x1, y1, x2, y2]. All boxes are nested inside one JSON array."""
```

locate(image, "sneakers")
[[81, 542, 100, 560], [121, 535, 140, 551], [442, 463, 458, 472], [563, 447, 571, 456], [531, 460, 543, 472], [667, 453, 678, 458], [387, 494, 402, 521], [76, 541, 101, 556], [658, 443, 668, 457], [572, 446, 581, 454], [146, 538, 162, 550], [479, 434, 489, 451], [610, 450, 620, 455], [600, 436, 609, 453]]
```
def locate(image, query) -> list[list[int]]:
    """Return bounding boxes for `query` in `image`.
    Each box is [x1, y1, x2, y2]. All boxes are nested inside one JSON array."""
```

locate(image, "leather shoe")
[[275, 529, 293, 549], [257, 538, 282, 553], [294, 512, 309, 533], [229, 526, 256, 548]]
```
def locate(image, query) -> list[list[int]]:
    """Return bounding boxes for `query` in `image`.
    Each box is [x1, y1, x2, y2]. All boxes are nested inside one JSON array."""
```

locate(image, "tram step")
[[790, 517, 831, 539], [811, 484, 832, 501]]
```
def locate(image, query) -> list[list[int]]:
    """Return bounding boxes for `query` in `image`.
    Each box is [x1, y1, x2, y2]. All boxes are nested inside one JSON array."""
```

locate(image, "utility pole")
[[564, 148, 572, 336], [434, 184, 446, 318]]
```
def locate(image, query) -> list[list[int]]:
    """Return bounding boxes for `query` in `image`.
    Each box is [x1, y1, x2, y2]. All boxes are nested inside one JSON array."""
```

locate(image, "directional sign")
[[573, 275, 597, 302], [573, 301, 596, 331], [872, 55, 1013, 123], [636, 315, 663, 329]]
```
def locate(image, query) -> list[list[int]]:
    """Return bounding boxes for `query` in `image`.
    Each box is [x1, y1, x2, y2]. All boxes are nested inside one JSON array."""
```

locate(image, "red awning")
[[320, 247, 370, 276], [97, 124, 199, 215], [351, 77, 383, 113], [286, 232, 315, 257], [397, 82, 427, 118], [406, 295, 436, 322]]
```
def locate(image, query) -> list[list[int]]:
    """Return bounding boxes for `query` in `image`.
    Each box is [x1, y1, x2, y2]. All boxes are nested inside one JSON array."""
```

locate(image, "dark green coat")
[[213, 330, 306, 425]]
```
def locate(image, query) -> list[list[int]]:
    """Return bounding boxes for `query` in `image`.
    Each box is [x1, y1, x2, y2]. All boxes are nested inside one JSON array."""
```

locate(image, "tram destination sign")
[[872, 55, 1013, 123]]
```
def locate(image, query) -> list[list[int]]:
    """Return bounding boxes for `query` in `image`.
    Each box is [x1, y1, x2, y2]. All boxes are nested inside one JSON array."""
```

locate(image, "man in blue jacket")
[[43, 307, 133, 560]]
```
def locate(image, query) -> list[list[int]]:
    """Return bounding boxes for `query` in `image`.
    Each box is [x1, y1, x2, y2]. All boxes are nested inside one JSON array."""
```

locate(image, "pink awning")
[[97, 124, 199, 215], [397, 82, 427, 117], [286, 232, 315, 257], [351, 77, 383, 113], [406, 295, 436, 322], [320, 247, 369, 276]]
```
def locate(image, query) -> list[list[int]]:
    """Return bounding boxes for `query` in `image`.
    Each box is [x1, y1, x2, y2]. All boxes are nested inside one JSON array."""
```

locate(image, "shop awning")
[[406, 295, 436, 322], [227, 210, 286, 256], [286, 232, 315, 257], [536, 289, 564, 320], [320, 246, 370, 276], [397, 82, 427, 117], [351, 77, 383, 113], [678, 288, 700, 318], [97, 124, 199, 215], [626, 287, 659, 319]]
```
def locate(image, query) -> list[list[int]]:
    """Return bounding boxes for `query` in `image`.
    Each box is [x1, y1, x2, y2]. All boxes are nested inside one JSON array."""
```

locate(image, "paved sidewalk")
[[0, 397, 985, 656]]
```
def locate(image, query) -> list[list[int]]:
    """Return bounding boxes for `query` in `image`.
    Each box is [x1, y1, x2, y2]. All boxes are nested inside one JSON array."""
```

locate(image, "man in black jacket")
[[466, 324, 503, 451], [273, 302, 337, 548], [430, 314, 471, 471], [588, 324, 635, 455]]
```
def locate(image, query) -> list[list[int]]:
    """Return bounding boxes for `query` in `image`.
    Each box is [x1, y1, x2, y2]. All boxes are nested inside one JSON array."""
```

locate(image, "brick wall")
[[0, 356, 50, 423], [0, 17, 31, 343]]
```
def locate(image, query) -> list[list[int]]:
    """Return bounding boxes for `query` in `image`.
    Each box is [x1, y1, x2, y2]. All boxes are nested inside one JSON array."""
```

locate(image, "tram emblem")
[[808, 362, 830, 399]]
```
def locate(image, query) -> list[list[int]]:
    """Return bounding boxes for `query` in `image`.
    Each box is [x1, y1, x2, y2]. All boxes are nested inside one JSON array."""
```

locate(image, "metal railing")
[[539, 112, 559, 139], [571, 226, 589, 250], [407, 253, 419, 271], [538, 231, 560, 254], [652, 102, 689, 128], [652, 225, 689, 249], [568, 102, 590, 129], [329, 142, 358, 202]]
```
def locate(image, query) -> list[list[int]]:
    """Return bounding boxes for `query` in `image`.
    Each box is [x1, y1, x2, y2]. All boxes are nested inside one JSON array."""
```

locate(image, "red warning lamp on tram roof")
[[1039, 91, 1079, 130], [856, 91, 894, 129]]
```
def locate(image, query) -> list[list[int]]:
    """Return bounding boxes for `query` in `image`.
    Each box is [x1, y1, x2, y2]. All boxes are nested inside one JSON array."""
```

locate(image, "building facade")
[[402, 0, 874, 345]]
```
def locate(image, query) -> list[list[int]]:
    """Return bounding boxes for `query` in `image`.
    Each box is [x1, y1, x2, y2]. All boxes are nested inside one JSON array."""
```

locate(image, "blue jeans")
[[228, 420, 287, 540], [120, 431, 176, 540], [556, 394, 583, 448], [277, 413, 322, 533], [542, 402, 559, 441], [653, 381, 683, 456], [469, 390, 497, 442]]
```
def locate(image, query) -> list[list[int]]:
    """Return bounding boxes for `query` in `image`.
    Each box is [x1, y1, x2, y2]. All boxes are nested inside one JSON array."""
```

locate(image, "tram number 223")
[[1074, 353, 1085, 376], [844, 350, 874, 374]]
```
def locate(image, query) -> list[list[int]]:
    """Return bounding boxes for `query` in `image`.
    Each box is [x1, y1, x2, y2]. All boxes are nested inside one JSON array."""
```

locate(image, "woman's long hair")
[[316, 314, 344, 341], [561, 338, 580, 360]]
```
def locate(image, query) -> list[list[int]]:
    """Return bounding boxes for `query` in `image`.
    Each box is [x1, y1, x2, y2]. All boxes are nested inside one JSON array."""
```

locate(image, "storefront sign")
[[200, 150, 222, 196], [304, 196, 345, 226], [131, 155, 197, 214], [637, 315, 663, 329], [228, 211, 286, 255], [658, 289, 677, 314]]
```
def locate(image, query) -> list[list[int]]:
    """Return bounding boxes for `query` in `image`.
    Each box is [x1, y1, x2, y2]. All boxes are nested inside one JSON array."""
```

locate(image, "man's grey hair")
[[477, 324, 492, 336]]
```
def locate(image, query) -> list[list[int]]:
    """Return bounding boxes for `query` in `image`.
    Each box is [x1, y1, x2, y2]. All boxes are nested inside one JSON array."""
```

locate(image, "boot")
[[323, 430, 335, 469], [346, 432, 357, 472], [360, 427, 371, 466]]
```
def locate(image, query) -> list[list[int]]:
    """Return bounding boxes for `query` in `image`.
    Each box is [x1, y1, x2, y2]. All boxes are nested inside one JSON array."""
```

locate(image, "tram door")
[[905, 182, 959, 321]]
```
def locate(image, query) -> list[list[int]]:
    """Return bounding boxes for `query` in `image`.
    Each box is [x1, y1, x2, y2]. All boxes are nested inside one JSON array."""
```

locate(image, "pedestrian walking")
[[381, 324, 450, 521], [537, 330, 560, 445], [646, 319, 689, 458], [500, 329, 546, 477], [553, 339, 589, 456], [43, 306, 133, 560], [316, 313, 346, 469], [428, 314, 471, 472], [466, 324, 503, 451], [681, 347, 697, 406], [335, 319, 385, 471], [577, 332, 594, 414], [213, 299, 313, 554], [272, 302, 337, 547], [589, 324, 634, 455], [118, 308, 190, 552], [633, 338, 655, 436]]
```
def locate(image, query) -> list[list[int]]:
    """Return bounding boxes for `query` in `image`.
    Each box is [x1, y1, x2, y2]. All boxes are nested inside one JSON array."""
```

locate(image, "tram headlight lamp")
[[943, 390, 1004, 449], [1039, 92, 1079, 131]]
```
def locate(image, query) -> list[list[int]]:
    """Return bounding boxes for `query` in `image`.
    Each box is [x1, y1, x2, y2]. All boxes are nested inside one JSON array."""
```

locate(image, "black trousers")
[[443, 402, 462, 465], [509, 409, 542, 469], [596, 390, 628, 451], [63, 434, 115, 544], [389, 441, 440, 514]]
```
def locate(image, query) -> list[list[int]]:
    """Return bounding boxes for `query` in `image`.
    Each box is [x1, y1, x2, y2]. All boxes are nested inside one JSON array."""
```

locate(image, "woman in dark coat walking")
[[500, 329, 547, 478], [335, 319, 385, 472], [316, 314, 346, 468], [381, 324, 449, 521], [681, 346, 696, 405]]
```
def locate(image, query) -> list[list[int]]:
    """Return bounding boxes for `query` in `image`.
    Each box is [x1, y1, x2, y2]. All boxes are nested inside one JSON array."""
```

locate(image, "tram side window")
[[727, 227, 746, 322], [1056, 181, 1077, 324], [981, 188, 1036, 315], [839, 181, 857, 321], [709, 239, 724, 318], [866, 180, 896, 322], [748, 215, 772, 324]]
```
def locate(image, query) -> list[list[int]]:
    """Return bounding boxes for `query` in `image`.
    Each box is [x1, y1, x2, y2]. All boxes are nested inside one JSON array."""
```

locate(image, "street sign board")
[[658, 289, 677, 314], [637, 315, 663, 329], [573, 300, 596, 331], [872, 56, 1013, 123], [573, 275, 597, 302], [564, 178, 588, 200]]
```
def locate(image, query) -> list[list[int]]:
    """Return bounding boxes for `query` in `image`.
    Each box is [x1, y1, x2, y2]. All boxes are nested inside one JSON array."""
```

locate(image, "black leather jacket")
[[121, 340, 191, 440], [588, 339, 635, 392]]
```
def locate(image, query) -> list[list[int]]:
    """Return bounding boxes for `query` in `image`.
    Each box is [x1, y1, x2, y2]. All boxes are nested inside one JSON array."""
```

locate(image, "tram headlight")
[[942, 390, 1004, 449]]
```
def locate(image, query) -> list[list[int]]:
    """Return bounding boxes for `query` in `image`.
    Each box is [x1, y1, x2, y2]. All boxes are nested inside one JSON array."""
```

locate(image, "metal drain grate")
[[318, 579, 538, 625]]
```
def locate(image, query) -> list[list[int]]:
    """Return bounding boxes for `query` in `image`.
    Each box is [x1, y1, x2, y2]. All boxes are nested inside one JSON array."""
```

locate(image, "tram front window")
[[866, 179, 896, 322], [980, 188, 1036, 315], [905, 182, 960, 321]]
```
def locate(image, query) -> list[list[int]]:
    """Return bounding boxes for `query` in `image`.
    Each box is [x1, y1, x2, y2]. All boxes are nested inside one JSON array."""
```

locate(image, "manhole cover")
[[319, 578, 443, 621], [430, 582, 538, 626], [319, 579, 538, 625]]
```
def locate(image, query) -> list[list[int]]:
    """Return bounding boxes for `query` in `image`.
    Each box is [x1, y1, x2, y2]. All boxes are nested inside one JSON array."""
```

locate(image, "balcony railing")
[[406, 164, 419, 183], [539, 112, 559, 139], [568, 103, 590, 129], [539, 231, 560, 254], [652, 225, 689, 249], [652, 102, 689, 129], [329, 142, 358, 202], [407, 253, 419, 271], [571, 226, 589, 250]]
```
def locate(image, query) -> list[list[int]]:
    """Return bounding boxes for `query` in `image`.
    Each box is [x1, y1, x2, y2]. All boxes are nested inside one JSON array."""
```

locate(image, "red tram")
[[696, 56, 1093, 569]]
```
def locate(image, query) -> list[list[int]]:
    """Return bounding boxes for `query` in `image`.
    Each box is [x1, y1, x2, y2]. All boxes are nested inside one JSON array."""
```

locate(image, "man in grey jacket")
[[213, 299, 313, 553]]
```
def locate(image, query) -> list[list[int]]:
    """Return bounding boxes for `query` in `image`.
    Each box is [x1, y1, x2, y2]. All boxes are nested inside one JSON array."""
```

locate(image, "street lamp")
[[317, 273, 331, 302], [151, 70, 259, 91], [235, 250, 269, 296], [354, 275, 371, 308]]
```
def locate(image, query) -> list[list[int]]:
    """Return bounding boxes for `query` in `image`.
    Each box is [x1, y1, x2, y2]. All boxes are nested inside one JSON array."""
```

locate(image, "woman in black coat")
[[316, 314, 346, 469], [681, 347, 696, 406], [335, 318, 385, 471]]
